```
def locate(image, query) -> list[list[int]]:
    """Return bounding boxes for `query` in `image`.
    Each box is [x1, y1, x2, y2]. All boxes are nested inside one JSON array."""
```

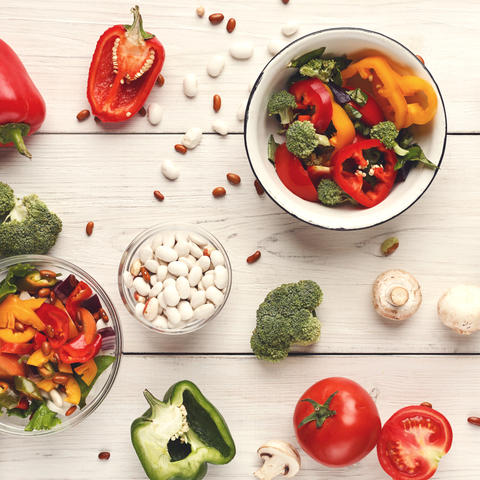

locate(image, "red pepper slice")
[[33, 332, 46, 351], [77, 308, 97, 345], [65, 281, 93, 321], [345, 86, 385, 126], [332, 139, 397, 208], [58, 333, 102, 364], [275, 143, 318, 202], [0, 39, 46, 158], [289, 79, 333, 132], [35, 304, 70, 349], [0, 342, 33, 355], [87, 6, 165, 123]]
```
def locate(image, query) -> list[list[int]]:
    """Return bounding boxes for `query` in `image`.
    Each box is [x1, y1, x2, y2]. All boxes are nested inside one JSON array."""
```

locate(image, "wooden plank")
[[0, 133, 478, 354], [0, 355, 477, 479], [0, 0, 478, 133]]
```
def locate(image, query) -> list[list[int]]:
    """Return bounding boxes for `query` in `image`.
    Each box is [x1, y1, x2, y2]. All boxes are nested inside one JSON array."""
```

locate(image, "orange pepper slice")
[[74, 359, 98, 386], [0, 327, 35, 343], [0, 295, 46, 331], [27, 348, 54, 367], [398, 75, 438, 127], [65, 376, 81, 405]]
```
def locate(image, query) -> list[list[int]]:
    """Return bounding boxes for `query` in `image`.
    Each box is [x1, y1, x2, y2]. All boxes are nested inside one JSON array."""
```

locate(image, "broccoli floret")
[[0, 194, 62, 257], [250, 280, 323, 362], [267, 90, 297, 125], [299, 58, 337, 82], [0, 183, 15, 218], [370, 121, 409, 156], [317, 179, 355, 207], [286, 121, 330, 159]]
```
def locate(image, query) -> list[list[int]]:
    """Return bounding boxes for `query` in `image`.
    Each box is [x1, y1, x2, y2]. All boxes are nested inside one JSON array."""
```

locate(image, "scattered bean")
[[147, 103, 163, 125], [76, 109, 90, 121], [161, 158, 180, 181], [381, 237, 399, 256], [41, 341, 52, 356], [212, 186, 226, 198], [196, 6, 205, 17], [226, 173, 241, 185], [209, 13, 224, 25], [254, 179, 265, 195], [236, 99, 247, 121], [175, 144, 187, 154], [182, 127, 203, 149], [229, 41, 254, 60], [66, 405, 77, 416], [468, 417, 480, 426], [212, 119, 228, 136], [281, 20, 299, 37], [267, 38, 284, 56], [98, 451, 110, 460], [213, 94, 222, 112], [157, 74, 165, 87], [226, 18, 236, 33], [49, 291, 56, 303], [154, 190, 165, 202], [207, 55, 225, 78], [86, 221, 94, 236], [247, 250, 261, 264], [183, 73, 198, 98], [282, 0, 290, 4]]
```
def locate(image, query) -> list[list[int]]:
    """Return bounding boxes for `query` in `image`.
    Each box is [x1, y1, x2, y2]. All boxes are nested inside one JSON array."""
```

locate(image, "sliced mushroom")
[[438, 284, 480, 335], [254, 440, 301, 480], [373, 269, 422, 321]]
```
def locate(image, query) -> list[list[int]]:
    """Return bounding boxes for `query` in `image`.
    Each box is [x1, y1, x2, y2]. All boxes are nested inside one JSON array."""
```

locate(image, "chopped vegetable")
[[0, 183, 15, 219], [0, 263, 36, 303], [285, 121, 330, 159], [24, 402, 61, 431], [317, 179, 355, 206], [438, 285, 480, 335], [370, 121, 409, 156], [267, 135, 280, 165], [267, 90, 297, 125], [255, 441, 301, 480], [75, 355, 115, 408]]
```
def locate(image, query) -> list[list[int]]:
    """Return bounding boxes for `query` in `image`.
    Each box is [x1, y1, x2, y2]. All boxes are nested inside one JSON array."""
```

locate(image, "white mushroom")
[[372, 269, 422, 321], [254, 440, 300, 480], [438, 285, 480, 335]]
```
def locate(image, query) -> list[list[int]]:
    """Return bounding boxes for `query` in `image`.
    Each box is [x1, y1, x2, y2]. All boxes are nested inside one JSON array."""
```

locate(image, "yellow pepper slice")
[[324, 85, 355, 151], [65, 376, 81, 405], [27, 348, 54, 367], [0, 295, 46, 331], [398, 75, 438, 127], [0, 327, 36, 343], [58, 362, 73, 374], [36, 378, 56, 392], [74, 359, 98, 386]]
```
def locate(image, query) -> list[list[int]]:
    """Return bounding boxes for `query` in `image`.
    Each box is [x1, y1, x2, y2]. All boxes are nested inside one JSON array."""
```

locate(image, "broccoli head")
[[299, 58, 337, 83], [0, 183, 15, 218], [286, 120, 330, 159], [370, 121, 409, 156], [251, 280, 323, 362], [317, 179, 355, 207], [0, 194, 62, 257], [267, 90, 297, 125]]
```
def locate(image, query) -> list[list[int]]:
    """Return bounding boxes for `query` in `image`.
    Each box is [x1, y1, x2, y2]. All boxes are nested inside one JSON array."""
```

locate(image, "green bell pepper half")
[[131, 380, 236, 480]]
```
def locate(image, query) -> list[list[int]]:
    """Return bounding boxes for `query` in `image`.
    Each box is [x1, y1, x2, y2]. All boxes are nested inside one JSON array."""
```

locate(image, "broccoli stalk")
[[285, 120, 330, 159], [370, 121, 409, 156], [267, 90, 297, 125], [250, 280, 323, 362], [317, 179, 355, 207]]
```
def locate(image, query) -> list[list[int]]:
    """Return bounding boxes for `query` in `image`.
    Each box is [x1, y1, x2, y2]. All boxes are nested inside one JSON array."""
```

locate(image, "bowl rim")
[[244, 27, 447, 231], [0, 254, 122, 436]]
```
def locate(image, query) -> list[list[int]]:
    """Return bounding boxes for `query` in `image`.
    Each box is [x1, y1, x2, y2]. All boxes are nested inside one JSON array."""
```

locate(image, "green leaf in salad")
[[25, 403, 61, 431], [0, 263, 36, 303], [353, 119, 371, 137], [394, 144, 438, 171], [74, 355, 115, 409], [7, 398, 42, 419], [267, 135, 280, 165], [397, 128, 414, 149], [0, 387, 20, 410], [346, 88, 368, 107], [344, 104, 363, 120], [288, 47, 326, 68]]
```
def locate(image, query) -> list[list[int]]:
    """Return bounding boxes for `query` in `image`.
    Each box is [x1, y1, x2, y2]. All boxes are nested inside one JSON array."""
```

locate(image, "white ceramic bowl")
[[244, 28, 447, 230]]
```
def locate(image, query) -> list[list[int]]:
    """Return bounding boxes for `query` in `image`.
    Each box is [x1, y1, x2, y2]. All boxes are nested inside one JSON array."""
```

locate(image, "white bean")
[[201, 272, 215, 289], [139, 245, 153, 263], [236, 99, 247, 121], [177, 301, 194, 321], [163, 232, 176, 248], [210, 250, 225, 267], [135, 302, 145, 319], [267, 38, 285, 56], [176, 231, 189, 242], [161, 158, 180, 181], [157, 292, 167, 310], [189, 242, 203, 259], [182, 127, 203, 149], [189, 287, 197, 299], [168, 261, 189, 277], [149, 281, 164, 298], [149, 275, 157, 286], [96, 319, 108, 330], [189, 233, 208, 247], [133, 276, 151, 296], [207, 54, 225, 78], [229, 40, 254, 60], [165, 307, 182, 326], [143, 298, 159, 321], [193, 303, 215, 321], [281, 20, 299, 37], [152, 314, 168, 330], [130, 258, 142, 276], [155, 246, 178, 263], [188, 265, 203, 287], [176, 276, 190, 299], [214, 265, 228, 290], [123, 271, 134, 288], [144, 258, 159, 273], [196, 255, 211, 272], [183, 73, 198, 98], [156, 264, 168, 281], [206, 285, 225, 306], [152, 233, 163, 250], [179, 256, 195, 271], [174, 240, 190, 258], [212, 119, 228, 136], [163, 278, 176, 289], [163, 285, 180, 307], [147, 103, 163, 125], [46, 399, 65, 415]]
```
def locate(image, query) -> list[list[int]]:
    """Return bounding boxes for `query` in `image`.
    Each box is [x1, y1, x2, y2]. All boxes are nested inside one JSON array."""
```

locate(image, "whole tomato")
[[293, 377, 381, 467]]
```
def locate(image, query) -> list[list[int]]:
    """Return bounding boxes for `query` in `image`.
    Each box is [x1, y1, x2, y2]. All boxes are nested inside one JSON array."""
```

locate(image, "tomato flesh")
[[377, 406, 453, 480]]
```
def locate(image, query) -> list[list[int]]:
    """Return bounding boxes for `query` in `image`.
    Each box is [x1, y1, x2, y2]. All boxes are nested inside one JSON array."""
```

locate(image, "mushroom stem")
[[255, 461, 288, 480], [389, 286, 409, 307]]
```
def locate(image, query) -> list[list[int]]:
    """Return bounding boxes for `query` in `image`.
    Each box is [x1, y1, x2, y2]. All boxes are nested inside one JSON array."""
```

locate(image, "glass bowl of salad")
[[244, 28, 447, 230], [118, 223, 232, 335], [0, 255, 122, 436]]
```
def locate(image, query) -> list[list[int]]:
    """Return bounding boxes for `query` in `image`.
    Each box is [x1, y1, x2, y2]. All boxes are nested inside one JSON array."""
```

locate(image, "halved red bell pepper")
[[66, 281, 93, 321], [275, 143, 318, 202], [87, 6, 165, 122], [58, 333, 102, 364], [289, 79, 332, 132], [332, 139, 397, 208], [35, 303, 70, 349], [0, 342, 33, 355]]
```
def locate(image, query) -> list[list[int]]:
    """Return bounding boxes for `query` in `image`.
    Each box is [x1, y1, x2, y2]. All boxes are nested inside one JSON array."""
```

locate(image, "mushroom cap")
[[256, 440, 301, 478], [438, 284, 480, 335], [373, 269, 422, 321]]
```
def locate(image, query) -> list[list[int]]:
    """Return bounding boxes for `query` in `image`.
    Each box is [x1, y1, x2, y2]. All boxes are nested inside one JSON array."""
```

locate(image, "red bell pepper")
[[345, 87, 384, 126], [289, 79, 332, 133], [58, 333, 102, 364], [332, 139, 397, 208], [65, 281, 93, 321], [33, 332, 46, 351], [87, 6, 165, 122], [275, 143, 318, 202], [0, 39, 46, 159], [0, 341, 33, 355], [35, 303, 70, 349]]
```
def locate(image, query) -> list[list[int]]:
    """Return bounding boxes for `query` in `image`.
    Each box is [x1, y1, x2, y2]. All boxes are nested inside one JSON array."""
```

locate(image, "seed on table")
[[138, 106, 147, 117], [161, 158, 180, 180], [226, 18, 236, 33], [174, 144, 187, 154], [15, 321, 25, 332], [76, 109, 90, 121], [213, 94, 222, 112], [226, 173, 241, 185], [254, 179, 265, 195], [196, 6, 205, 17], [468, 417, 480, 426], [281, 20, 299, 37], [212, 187, 226, 198], [147, 103, 163, 126], [65, 405, 77, 417], [41, 341, 52, 356], [212, 119, 228, 135], [182, 127, 203, 149], [98, 451, 111, 460], [154, 190, 165, 201], [157, 74, 165, 87], [86, 221, 94, 236], [183, 73, 198, 98], [209, 13, 224, 24], [38, 288, 50, 298], [229, 41, 254, 60], [207, 55, 225, 78], [247, 250, 261, 264]]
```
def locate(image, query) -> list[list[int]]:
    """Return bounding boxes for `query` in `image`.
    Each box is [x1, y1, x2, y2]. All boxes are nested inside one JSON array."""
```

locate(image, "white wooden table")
[[1, 1, 479, 478]]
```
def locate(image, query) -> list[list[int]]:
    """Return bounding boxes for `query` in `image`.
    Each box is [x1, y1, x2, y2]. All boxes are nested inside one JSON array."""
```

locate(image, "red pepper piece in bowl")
[[87, 5, 165, 122]]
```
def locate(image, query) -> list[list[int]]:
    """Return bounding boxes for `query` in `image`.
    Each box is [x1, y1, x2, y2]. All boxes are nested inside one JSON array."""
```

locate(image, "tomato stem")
[[298, 391, 338, 429]]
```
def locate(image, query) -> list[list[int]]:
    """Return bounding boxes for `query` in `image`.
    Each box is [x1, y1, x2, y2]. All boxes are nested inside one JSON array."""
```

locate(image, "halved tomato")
[[377, 405, 453, 480]]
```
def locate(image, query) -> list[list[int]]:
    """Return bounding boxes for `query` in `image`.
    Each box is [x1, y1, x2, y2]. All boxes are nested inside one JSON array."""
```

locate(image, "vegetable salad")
[[0, 264, 115, 431], [267, 47, 438, 208]]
